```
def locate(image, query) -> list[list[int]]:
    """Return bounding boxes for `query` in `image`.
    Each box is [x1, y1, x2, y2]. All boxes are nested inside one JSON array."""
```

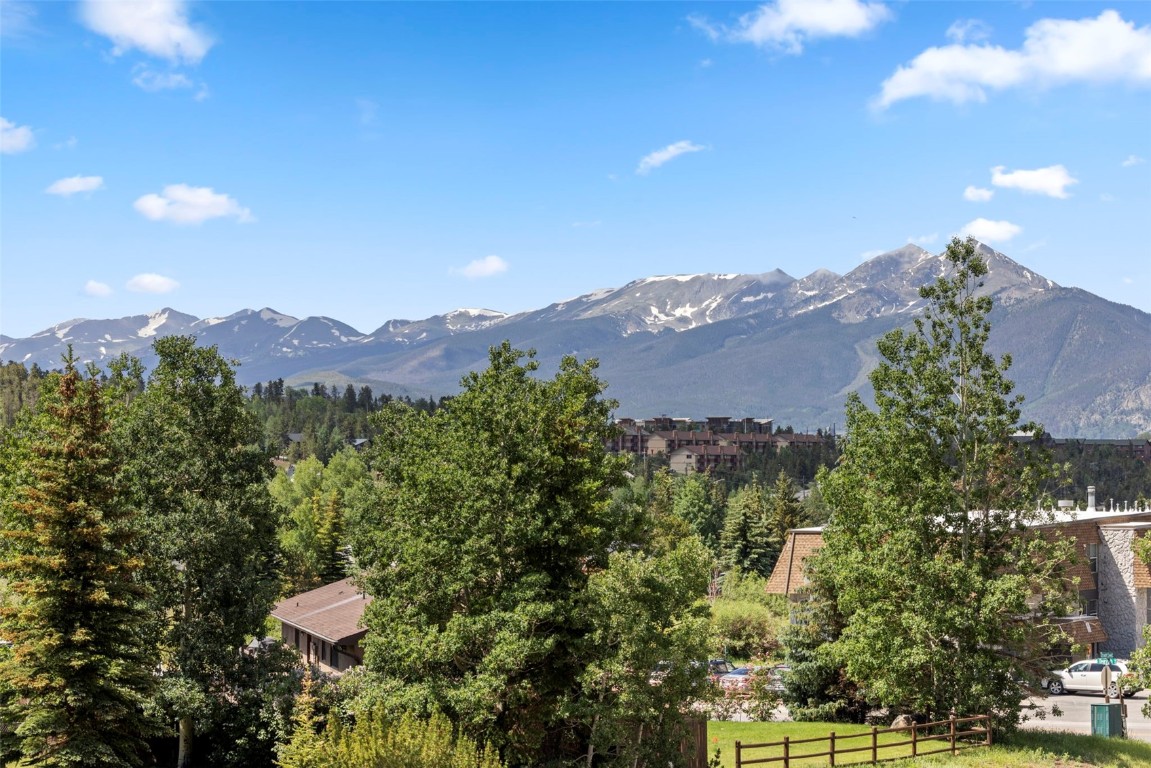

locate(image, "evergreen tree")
[[356, 385, 373, 411], [719, 482, 773, 576], [0, 358, 155, 766], [766, 471, 804, 554]]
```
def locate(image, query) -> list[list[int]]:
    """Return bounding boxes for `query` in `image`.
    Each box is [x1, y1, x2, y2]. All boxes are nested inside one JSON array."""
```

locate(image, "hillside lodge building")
[[608, 415, 830, 474], [767, 487, 1151, 661]]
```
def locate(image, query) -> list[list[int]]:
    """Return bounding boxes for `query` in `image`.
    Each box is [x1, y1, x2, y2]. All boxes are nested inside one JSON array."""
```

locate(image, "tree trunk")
[[177, 716, 193, 768]]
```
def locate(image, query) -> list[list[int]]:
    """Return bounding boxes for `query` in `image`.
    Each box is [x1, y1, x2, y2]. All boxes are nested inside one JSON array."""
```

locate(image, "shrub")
[[278, 691, 503, 768]]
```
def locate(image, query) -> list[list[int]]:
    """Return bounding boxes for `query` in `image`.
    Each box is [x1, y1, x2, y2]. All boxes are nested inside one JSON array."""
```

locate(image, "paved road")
[[1021, 691, 1151, 738]]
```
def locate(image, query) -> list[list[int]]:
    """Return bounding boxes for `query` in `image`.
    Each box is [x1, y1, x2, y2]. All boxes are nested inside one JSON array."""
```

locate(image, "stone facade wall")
[[1138, 588, 1151, 649], [1100, 527, 1138, 656]]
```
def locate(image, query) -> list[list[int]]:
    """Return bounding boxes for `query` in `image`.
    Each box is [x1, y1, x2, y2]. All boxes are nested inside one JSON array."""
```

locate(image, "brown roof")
[[773, 433, 825, 445], [765, 529, 824, 595], [271, 578, 373, 644], [671, 444, 742, 457], [1052, 616, 1109, 647]]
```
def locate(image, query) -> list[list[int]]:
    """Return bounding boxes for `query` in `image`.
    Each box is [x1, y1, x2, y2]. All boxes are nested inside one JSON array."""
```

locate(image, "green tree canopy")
[[809, 237, 1074, 730], [271, 447, 371, 593], [118, 336, 281, 767], [0, 357, 155, 766], [348, 342, 710, 766]]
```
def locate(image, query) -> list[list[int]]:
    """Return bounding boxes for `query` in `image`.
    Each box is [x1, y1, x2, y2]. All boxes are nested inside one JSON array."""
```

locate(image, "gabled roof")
[[271, 578, 373, 644], [765, 528, 825, 595]]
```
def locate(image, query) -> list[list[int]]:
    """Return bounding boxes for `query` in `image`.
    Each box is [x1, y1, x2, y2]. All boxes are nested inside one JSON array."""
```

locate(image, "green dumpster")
[[1091, 702, 1123, 737]]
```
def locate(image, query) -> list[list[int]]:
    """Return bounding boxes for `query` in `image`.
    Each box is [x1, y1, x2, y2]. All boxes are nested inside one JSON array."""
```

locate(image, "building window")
[[1088, 542, 1099, 574], [294, 628, 300, 649], [1082, 598, 1098, 616]]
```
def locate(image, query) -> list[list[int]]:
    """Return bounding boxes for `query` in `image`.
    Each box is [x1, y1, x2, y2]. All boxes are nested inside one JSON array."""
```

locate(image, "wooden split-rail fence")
[[735, 713, 992, 767]]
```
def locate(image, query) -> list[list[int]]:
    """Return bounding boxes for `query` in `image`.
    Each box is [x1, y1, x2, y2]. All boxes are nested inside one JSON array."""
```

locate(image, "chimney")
[[1087, 486, 1096, 512]]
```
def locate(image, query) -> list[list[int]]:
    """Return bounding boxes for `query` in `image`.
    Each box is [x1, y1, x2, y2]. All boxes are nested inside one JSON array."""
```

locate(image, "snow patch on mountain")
[[138, 310, 171, 338], [259, 308, 298, 327]]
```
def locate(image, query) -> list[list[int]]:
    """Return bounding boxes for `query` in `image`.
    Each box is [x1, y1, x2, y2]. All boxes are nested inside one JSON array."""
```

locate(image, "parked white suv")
[[1045, 659, 1142, 697]]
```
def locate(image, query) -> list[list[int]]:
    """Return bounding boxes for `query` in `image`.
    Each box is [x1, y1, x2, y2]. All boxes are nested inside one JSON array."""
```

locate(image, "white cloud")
[[126, 273, 179, 294], [688, 14, 722, 42], [132, 66, 194, 91], [713, 0, 892, 54], [84, 280, 113, 297], [54, 136, 78, 150], [963, 185, 994, 202], [875, 10, 1151, 109], [1122, 154, 1146, 167], [946, 19, 991, 45], [46, 175, 105, 196], [961, 218, 1022, 243], [637, 140, 706, 175], [134, 184, 253, 224], [859, 248, 885, 260], [907, 233, 938, 246], [0, 116, 35, 153], [80, 0, 212, 64], [991, 164, 1078, 198], [454, 255, 509, 279]]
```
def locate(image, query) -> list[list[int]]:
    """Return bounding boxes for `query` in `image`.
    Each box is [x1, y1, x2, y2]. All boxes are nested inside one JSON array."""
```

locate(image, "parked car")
[[718, 666, 752, 691], [763, 663, 790, 692], [708, 659, 735, 682], [1044, 658, 1142, 697], [648, 659, 716, 687]]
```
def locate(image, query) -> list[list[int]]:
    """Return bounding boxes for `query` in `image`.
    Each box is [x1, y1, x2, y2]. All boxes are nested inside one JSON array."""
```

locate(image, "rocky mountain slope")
[[2, 243, 1147, 437]]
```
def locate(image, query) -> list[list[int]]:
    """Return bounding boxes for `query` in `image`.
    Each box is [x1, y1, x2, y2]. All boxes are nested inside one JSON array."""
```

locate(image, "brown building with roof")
[[668, 444, 743, 474], [271, 578, 372, 674], [767, 489, 1151, 661]]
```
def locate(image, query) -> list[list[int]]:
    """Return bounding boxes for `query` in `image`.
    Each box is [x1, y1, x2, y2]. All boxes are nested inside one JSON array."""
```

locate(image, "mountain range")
[[3, 243, 1149, 438]]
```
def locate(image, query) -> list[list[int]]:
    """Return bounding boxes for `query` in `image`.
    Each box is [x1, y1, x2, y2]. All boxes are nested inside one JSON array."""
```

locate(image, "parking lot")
[[1022, 691, 1151, 738]]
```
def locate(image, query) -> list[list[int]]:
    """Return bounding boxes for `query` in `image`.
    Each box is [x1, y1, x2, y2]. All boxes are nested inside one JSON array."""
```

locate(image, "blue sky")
[[2, 0, 1149, 339]]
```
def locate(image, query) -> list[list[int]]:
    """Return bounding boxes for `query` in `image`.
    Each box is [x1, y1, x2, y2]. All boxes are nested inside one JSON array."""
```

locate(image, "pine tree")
[[766, 471, 804, 552], [719, 482, 773, 576], [0, 358, 155, 766]]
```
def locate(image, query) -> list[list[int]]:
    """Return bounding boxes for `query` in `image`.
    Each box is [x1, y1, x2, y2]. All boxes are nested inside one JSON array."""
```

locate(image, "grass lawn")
[[706, 721, 1151, 767]]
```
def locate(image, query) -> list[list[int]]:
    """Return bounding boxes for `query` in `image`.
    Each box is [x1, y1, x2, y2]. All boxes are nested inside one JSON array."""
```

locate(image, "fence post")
[[985, 715, 992, 747], [830, 731, 836, 767], [949, 710, 957, 755], [735, 740, 741, 768], [911, 722, 917, 757], [871, 726, 877, 764], [783, 735, 790, 768]]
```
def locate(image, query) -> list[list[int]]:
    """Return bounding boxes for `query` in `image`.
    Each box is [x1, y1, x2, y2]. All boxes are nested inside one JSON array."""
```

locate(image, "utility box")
[[1091, 702, 1124, 737]]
